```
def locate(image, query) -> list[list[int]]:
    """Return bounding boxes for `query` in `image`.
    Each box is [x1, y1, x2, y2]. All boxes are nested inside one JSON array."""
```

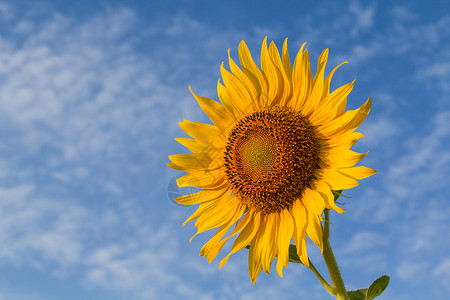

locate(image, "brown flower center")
[[224, 107, 319, 214]]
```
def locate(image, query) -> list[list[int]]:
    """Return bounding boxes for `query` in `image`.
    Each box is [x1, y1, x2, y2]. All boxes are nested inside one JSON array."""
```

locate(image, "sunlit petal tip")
[[300, 42, 307, 52], [301, 256, 309, 267], [282, 38, 290, 60], [188, 231, 200, 242], [219, 259, 227, 269], [262, 36, 268, 49], [276, 262, 284, 278], [188, 85, 200, 98], [282, 38, 289, 51]]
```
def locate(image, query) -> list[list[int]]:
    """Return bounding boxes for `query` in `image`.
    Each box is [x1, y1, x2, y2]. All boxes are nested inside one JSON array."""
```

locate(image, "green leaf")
[[348, 289, 367, 300], [347, 275, 390, 300], [288, 244, 303, 264], [366, 275, 390, 300]]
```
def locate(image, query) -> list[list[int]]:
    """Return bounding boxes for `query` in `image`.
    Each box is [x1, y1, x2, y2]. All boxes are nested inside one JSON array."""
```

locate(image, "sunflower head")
[[168, 37, 375, 283], [224, 107, 320, 214]]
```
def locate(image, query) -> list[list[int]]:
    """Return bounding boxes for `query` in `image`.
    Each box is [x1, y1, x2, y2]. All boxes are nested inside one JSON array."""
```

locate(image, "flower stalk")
[[308, 260, 335, 295], [322, 208, 349, 300]]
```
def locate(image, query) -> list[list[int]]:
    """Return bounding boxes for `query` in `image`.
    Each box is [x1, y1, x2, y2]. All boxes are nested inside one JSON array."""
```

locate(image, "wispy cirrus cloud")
[[0, 5, 209, 299]]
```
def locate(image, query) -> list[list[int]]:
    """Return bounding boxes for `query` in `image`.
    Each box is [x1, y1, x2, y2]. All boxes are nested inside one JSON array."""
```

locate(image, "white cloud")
[[349, 1, 375, 33], [0, 184, 87, 268], [339, 232, 386, 255], [0, 6, 211, 299], [349, 109, 450, 294], [353, 110, 450, 223], [0, 1, 14, 21], [416, 61, 450, 92], [396, 260, 428, 281], [0, 181, 211, 299], [433, 257, 450, 291], [0, 6, 209, 202], [390, 6, 418, 22]]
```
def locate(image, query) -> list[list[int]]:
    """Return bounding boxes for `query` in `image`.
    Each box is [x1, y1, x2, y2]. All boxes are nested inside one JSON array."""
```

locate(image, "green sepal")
[[288, 244, 303, 264], [366, 275, 390, 300], [347, 275, 390, 300], [332, 189, 344, 201], [348, 289, 367, 300]]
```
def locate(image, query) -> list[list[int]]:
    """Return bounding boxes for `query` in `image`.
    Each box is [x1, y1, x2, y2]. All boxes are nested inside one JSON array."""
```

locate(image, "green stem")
[[308, 259, 335, 295], [322, 209, 349, 300]]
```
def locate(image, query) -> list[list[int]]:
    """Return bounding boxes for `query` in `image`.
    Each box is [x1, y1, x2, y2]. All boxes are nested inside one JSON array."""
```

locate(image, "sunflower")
[[168, 37, 375, 283]]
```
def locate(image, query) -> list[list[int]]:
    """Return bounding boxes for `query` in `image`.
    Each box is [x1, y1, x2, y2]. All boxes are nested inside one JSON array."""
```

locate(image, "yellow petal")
[[316, 169, 360, 190], [276, 209, 294, 278], [228, 49, 259, 107], [174, 186, 228, 205], [195, 194, 242, 233], [199, 202, 246, 262], [309, 81, 354, 126], [291, 44, 304, 109], [221, 62, 255, 115], [310, 180, 345, 213], [260, 37, 280, 106], [208, 209, 253, 261], [292, 47, 312, 111], [291, 200, 309, 266], [338, 166, 377, 180], [260, 213, 279, 274], [248, 213, 279, 282], [199, 222, 231, 260], [217, 79, 248, 120], [168, 153, 222, 171], [318, 97, 372, 138], [323, 61, 348, 98], [268, 40, 291, 106], [174, 137, 214, 154], [183, 197, 222, 228], [302, 48, 328, 116], [179, 120, 226, 148], [302, 188, 326, 216], [189, 86, 236, 132], [238, 40, 268, 107], [306, 211, 323, 252], [322, 131, 364, 148], [220, 211, 261, 269], [248, 216, 266, 284], [177, 168, 225, 188], [281, 38, 292, 84], [319, 147, 368, 169]]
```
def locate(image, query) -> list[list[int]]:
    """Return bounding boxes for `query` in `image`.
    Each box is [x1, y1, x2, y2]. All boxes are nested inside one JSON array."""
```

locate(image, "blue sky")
[[0, 0, 449, 299]]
